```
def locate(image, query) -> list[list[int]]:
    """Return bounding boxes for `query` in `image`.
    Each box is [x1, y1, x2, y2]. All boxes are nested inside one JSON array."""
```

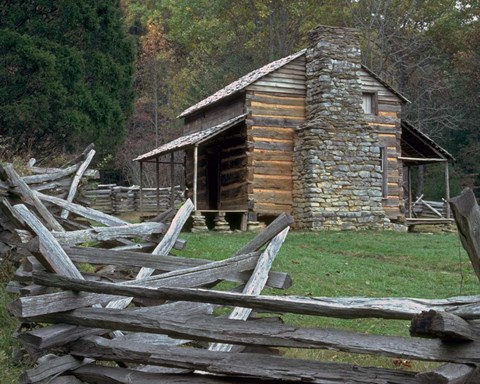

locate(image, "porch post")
[[139, 161, 144, 218], [445, 160, 451, 219], [407, 166, 412, 218], [193, 144, 198, 210], [170, 152, 175, 208], [155, 157, 160, 215]]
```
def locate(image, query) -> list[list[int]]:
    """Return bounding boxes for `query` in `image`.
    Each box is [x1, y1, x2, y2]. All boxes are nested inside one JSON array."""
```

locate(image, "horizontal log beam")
[[416, 363, 479, 384], [28, 272, 480, 320], [20, 354, 93, 384], [72, 364, 304, 384], [12, 253, 261, 317], [17, 301, 212, 350], [30, 305, 480, 364], [410, 310, 480, 341], [62, 246, 290, 289], [47, 222, 167, 246], [70, 336, 418, 384]]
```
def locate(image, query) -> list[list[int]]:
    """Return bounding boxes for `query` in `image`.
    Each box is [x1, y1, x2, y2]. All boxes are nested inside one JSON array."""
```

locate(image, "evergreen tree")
[[0, 0, 135, 159]]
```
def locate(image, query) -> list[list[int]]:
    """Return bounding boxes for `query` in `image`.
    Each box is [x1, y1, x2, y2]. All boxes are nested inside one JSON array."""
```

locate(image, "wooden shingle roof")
[[134, 114, 247, 162], [178, 50, 307, 119], [178, 49, 411, 120], [400, 121, 454, 164]]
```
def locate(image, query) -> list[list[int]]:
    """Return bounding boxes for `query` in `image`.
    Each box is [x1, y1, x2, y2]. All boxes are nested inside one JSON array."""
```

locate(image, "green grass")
[[176, 230, 479, 371], [1, 230, 479, 380]]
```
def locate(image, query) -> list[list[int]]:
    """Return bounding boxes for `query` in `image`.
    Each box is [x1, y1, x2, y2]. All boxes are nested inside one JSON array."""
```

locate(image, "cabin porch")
[[400, 122, 455, 228]]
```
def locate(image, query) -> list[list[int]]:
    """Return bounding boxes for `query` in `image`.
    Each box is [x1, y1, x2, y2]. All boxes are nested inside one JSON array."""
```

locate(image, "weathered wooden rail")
[[3, 154, 480, 384]]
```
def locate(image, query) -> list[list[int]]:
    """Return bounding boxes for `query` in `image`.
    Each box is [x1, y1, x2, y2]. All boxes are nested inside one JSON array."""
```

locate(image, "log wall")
[[185, 124, 248, 210], [246, 56, 306, 216], [84, 185, 184, 214], [360, 69, 404, 221], [181, 53, 405, 223], [183, 96, 245, 134]]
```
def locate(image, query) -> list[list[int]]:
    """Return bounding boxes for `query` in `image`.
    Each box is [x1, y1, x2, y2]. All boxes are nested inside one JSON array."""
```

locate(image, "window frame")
[[362, 92, 378, 115]]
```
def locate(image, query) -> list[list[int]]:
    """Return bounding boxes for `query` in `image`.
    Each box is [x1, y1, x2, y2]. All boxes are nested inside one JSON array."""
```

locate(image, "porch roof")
[[400, 121, 454, 165], [134, 114, 247, 162]]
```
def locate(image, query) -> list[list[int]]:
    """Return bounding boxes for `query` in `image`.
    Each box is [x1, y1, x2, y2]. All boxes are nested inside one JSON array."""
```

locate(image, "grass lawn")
[[176, 229, 480, 371], [1, 229, 479, 381]]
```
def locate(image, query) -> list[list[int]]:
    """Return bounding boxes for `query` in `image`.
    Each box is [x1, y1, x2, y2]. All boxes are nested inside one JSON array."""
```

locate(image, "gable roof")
[[178, 49, 410, 119], [178, 50, 307, 119], [400, 121, 454, 164], [134, 114, 247, 162]]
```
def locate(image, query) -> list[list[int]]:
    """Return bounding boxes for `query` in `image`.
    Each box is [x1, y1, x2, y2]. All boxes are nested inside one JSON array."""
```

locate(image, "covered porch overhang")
[[400, 121, 455, 225], [133, 114, 247, 217]]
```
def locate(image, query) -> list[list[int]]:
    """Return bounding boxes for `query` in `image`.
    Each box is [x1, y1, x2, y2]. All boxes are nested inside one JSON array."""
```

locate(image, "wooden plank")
[[250, 99, 304, 110], [253, 80, 306, 90], [249, 165, 292, 177], [42, 375, 85, 384], [28, 305, 480, 366], [248, 116, 304, 128], [209, 227, 289, 352], [1, 164, 64, 232], [17, 302, 212, 350], [246, 93, 305, 107], [27, 273, 480, 320], [20, 354, 93, 384], [19, 252, 261, 318], [21, 163, 80, 184], [9, 290, 122, 318], [250, 126, 294, 140], [268, 71, 306, 80], [61, 148, 96, 219], [410, 310, 480, 341], [259, 74, 305, 85], [449, 188, 480, 282], [254, 190, 292, 205], [251, 141, 292, 152], [22, 222, 167, 246], [416, 363, 479, 384], [12, 204, 82, 278], [254, 202, 293, 214], [72, 364, 304, 384], [70, 336, 418, 384], [107, 199, 194, 311], [37, 192, 128, 227], [247, 84, 306, 95], [250, 108, 304, 118], [250, 150, 292, 162]]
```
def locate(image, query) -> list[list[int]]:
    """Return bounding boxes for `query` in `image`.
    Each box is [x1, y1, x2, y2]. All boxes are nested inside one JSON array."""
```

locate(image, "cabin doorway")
[[206, 149, 221, 210]]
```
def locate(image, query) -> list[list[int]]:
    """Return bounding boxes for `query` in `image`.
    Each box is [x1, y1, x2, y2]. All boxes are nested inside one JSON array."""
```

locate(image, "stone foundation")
[[292, 26, 388, 230]]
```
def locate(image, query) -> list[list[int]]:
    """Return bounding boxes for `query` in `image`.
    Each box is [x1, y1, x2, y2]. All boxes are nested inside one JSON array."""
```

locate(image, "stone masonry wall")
[[292, 25, 388, 230]]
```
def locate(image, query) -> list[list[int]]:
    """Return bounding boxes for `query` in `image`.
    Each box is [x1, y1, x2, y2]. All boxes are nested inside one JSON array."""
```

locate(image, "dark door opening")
[[206, 150, 221, 210]]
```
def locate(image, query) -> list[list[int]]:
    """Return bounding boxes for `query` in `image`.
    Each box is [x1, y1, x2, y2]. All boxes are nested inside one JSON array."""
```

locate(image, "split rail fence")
[[83, 184, 184, 215], [1, 146, 480, 383]]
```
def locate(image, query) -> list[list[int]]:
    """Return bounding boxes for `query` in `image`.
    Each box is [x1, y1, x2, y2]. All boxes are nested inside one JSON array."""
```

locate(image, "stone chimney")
[[292, 25, 387, 230]]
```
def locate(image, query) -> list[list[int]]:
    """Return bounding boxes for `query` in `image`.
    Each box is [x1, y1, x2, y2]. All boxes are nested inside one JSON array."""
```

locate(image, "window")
[[362, 92, 377, 115]]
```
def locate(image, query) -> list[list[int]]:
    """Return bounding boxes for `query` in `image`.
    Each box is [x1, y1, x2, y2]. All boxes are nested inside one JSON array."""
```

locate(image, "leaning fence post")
[[449, 188, 480, 283]]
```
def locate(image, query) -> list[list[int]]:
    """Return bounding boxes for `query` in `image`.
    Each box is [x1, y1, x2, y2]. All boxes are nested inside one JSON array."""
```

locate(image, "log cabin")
[[135, 25, 453, 231]]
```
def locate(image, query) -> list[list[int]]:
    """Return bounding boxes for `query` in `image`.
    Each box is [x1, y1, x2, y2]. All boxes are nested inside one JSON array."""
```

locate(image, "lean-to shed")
[[135, 25, 453, 231]]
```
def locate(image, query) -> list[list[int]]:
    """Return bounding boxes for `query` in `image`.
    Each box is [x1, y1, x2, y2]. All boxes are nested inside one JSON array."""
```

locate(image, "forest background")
[[1, 0, 479, 198]]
